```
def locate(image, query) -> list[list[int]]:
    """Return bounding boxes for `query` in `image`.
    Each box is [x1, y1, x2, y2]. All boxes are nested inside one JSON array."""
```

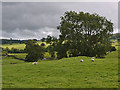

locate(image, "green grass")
[[2, 50, 118, 88]]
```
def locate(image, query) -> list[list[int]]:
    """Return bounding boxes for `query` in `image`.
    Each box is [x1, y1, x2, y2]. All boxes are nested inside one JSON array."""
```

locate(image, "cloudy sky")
[[2, 2, 118, 40]]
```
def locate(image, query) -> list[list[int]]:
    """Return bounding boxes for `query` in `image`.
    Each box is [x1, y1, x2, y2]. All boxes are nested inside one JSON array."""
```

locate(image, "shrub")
[[110, 46, 116, 52]]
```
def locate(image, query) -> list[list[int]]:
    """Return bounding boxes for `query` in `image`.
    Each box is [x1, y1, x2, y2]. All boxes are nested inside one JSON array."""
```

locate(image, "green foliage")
[[41, 43, 45, 46], [110, 46, 116, 52], [2, 51, 8, 56], [41, 38, 46, 42], [56, 11, 113, 58], [25, 40, 44, 62], [46, 36, 58, 58]]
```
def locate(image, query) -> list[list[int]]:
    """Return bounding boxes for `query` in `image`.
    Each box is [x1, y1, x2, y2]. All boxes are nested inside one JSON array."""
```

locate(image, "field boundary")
[[3, 55, 25, 61]]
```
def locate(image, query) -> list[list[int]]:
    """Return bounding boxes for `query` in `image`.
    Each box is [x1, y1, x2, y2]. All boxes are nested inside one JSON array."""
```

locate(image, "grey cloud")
[[2, 27, 60, 40], [2, 2, 62, 31], [2, 2, 118, 39]]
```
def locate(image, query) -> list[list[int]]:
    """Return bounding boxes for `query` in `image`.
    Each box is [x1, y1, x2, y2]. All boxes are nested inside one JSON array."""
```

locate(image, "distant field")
[[2, 50, 118, 88], [1, 43, 25, 50], [1, 41, 49, 49]]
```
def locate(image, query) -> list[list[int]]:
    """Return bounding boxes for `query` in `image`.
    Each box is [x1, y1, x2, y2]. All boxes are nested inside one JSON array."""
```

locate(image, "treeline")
[[1, 38, 46, 44], [110, 33, 120, 41], [1, 39, 27, 44]]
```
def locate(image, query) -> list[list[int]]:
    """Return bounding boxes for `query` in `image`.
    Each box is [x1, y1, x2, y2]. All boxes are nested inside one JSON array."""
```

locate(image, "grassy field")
[[2, 50, 118, 88], [1, 43, 26, 50]]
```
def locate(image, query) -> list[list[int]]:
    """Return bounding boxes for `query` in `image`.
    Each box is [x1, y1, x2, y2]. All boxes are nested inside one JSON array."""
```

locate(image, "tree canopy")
[[47, 11, 113, 59]]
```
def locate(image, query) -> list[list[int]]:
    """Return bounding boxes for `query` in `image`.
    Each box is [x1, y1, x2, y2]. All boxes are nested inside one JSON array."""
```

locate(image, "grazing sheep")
[[91, 59, 94, 62], [42, 58, 46, 60], [80, 59, 83, 62], [33, 62, 37, 65], [92, 57, 95, 58], [106, 52, 108, 54]]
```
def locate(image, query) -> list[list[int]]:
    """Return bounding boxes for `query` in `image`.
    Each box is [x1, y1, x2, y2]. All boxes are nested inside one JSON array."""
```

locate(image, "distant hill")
[[0, 39, 28, 44], [1, 38, 46, 45]]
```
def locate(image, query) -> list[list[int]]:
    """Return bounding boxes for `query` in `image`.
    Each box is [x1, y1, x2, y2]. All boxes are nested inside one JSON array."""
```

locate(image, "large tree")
[[25, 40, 44, 62], [57, 11, 113, 58]]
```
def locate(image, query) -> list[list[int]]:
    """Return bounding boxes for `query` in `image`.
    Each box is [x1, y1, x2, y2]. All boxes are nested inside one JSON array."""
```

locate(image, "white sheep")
[[42, 58, 46, 60], [91, 59, 94, 62], [80, 59, 83, 62], [33, 62, 37, 65]]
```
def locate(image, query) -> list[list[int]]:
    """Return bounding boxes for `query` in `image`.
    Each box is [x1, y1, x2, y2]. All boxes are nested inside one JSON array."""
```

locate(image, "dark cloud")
[[2, 2, 62, 30], [2, 2, 118, 39]]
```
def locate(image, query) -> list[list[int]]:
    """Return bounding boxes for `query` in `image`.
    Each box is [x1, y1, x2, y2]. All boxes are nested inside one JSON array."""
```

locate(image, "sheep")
[[42, 58, 46, 60], [91, 59, 94, 62], [80, 59, 83, 62], [106, 52, 108, 54], [33, 62, 37, 65]]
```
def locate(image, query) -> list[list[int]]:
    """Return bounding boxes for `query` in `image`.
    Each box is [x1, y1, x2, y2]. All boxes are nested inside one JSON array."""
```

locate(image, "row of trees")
[[1, 38, 46, 45], [1, 39, 27, 44]]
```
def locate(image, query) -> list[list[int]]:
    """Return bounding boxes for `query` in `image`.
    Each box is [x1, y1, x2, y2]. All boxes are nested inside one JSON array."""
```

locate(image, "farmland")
[[0, 41, 48, 50]]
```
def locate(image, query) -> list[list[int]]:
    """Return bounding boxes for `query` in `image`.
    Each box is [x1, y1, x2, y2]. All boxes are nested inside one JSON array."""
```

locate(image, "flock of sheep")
[[80, 57, 95, 62], [33, 57, 95, 65]]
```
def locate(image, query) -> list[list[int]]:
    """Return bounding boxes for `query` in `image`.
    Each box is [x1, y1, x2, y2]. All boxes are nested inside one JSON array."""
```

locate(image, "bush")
[[41, 43, 45, 46], [25, 40, 45, 62], [110, 46, 116, 52], [2, 51, 8, 56]]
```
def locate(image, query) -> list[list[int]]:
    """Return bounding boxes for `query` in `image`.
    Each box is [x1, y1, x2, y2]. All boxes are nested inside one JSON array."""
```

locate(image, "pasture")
[[1, 43, 25, 50], [2, 50, 118, 88]]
